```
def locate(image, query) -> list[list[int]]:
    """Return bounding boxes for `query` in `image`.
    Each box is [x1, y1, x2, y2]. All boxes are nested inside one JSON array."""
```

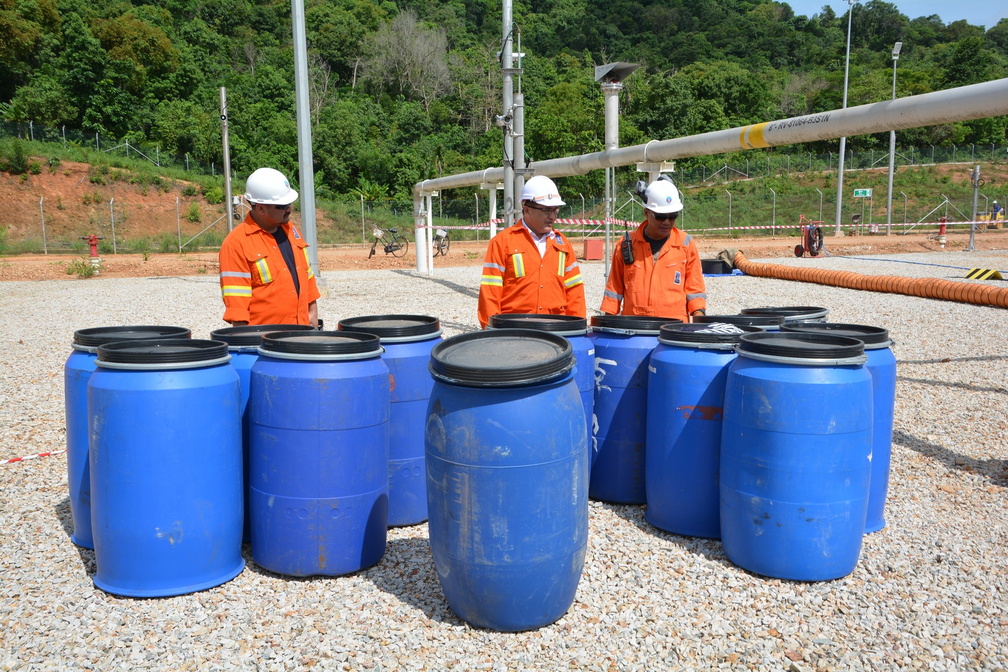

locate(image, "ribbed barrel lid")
[[737, 332, 865, 360], [489, 313, 588, 334], [73, 325, 191, 348], [210, 324, 315, 347], [693, 314, 784, 328], [258, 330, 381, 356], [337, 314, 441, 340], [739, 306, 829, 323], [781, 322, 890, 347], [658, 322, 762, 346], [429, 329, 574, 387], [590, 315, 682, 334], [96, 338, 227, 365]]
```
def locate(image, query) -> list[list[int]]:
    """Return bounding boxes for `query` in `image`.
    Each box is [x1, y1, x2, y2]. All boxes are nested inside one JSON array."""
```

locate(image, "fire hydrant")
[[81, 235, 103, 263], [937, 217, 947, 249]]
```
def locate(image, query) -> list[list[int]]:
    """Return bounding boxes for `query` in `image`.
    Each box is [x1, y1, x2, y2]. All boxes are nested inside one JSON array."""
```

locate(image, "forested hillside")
[[2, 0, 1007, 200]]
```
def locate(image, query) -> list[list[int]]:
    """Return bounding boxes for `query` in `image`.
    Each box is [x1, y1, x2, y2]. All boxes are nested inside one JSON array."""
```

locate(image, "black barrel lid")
[[259, 330, 381, 356], [658, 322, 762, 346], [590, 314, 682, 334], [737, 332, 865, 360], [693, 313, 784, 328], [489, 313, 588, 334], [73, 325, 191, 348], [97, 338, 228, 364], [429, 329, 574, 387], [210, 324, 315, 347], [337, 314, 441, 340], [739, 306, 829, 323], [780, 322, 890, 346]]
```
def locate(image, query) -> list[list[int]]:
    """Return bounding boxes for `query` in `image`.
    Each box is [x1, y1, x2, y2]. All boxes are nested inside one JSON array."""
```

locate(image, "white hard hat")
[[521, 175, 566, 207], [244, 167, 298, 205], [643, 179, 683, 214]]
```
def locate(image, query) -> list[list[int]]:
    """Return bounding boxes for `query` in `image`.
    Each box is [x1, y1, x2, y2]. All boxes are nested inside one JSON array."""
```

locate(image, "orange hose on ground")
[[732, 251, 1008, 310]]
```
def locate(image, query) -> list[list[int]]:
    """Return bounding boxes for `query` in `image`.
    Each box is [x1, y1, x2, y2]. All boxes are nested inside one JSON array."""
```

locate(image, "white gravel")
[[2, 247, 1007, 671]]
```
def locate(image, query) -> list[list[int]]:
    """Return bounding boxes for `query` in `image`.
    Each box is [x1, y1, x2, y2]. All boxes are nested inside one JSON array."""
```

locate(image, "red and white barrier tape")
[[3, 449, 66, 465]]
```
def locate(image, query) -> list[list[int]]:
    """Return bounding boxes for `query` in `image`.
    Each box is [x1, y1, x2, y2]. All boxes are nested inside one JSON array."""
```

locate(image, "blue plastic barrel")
[[693, 313, 784, 331], [250, 331, 389, 576], [781, 322, 897, 534], [210, 324, 316, 542], [740, 305, 829, 325], [489, 314, 594, 465], [338, 315, 442, 527], [65, 325, 191, 550], [645, 322, 760, 538], [720, 332, 872, 581], [88, 339, 243, 597], [588, 315, 682, 504], [426, 329, 588, 632]]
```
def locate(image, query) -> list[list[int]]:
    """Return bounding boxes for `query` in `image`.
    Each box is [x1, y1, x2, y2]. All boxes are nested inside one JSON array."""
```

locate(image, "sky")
[[784, 1, 1008, 30]]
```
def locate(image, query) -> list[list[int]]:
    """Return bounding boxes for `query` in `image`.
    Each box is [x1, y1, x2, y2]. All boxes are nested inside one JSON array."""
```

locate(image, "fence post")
[[770, 187, 776, 237], [109, 198, 117, 254], [95, 133, 99, 151], [62, 125, 66, 148], [40, 197, 47, 255], [176, 197, 182, 252]]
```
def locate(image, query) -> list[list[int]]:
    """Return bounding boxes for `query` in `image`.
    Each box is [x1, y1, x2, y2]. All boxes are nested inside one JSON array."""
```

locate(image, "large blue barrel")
[[250, 331, 389, 576], [781, 322, 897, 534], [645, 323, 760, 538], [426, 329, 588, 632], [489, 314, 594, 465], [338, 315, 442, 527], [740, 305, 829, 325], [210, 324, 316, 543], [694, 313, 784, 331], [720, 332, 872, 581], [88, 339, 243, 596], [588, 315, 681, 504], [65, 325, 191, 549]]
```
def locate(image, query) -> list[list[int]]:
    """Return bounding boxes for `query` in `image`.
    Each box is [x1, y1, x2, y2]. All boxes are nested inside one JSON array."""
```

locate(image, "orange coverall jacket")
[[600, 222, 707, 321], [218, 215, 321, 325], [477, 222, 586, 328]]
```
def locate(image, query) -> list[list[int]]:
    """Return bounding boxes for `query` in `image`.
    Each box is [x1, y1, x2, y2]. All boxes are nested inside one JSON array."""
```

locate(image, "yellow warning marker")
[[965, 268, 1004, 280]]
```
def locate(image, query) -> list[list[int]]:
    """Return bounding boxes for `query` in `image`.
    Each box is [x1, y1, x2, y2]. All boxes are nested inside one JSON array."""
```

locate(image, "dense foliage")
[[2, 0, 1006, 200]]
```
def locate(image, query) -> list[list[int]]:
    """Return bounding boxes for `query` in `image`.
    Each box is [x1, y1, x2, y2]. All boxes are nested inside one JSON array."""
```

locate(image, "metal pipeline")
[[731, 250, 1008, 309]]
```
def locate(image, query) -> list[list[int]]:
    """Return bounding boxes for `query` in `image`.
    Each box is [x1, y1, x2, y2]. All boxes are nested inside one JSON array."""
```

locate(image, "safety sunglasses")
[[651, 211, 679, 222], [525, 203, 560, 216]]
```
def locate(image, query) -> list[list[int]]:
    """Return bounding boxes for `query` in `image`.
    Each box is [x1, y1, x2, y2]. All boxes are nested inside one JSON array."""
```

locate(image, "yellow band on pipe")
[[739, 123, 770, 149]]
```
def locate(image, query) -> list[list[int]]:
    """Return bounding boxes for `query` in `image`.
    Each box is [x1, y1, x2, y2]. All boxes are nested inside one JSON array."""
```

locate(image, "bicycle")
[[433, 228, 450, 257], [368, 227, 409, 258]]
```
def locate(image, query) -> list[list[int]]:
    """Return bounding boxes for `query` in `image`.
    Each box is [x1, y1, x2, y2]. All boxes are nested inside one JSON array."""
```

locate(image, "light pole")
[[886, 41, 902, 236], [834, 0, 859, 236]]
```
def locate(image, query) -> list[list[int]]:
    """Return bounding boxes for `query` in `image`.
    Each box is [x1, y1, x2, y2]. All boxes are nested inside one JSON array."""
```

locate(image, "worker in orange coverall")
[[600, 177, 706, 322], [477, 175, 586, 328], [218, 167, 320, 327]]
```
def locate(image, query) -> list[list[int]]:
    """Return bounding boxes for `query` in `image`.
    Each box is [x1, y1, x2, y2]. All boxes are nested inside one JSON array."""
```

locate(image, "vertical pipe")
[[835, 0, 856, 236], [413, 191, 427, 274], [220, 87, 235, 232], [969, 165, 980, 251], [513, 92, 526, 210], [426, 193, 435, 275], [886, 47, 899, 237], [502, 0, 515, 227], [602, 81, 622, 277], [292, 0, 320, 281], [176, 197, 182, 252]]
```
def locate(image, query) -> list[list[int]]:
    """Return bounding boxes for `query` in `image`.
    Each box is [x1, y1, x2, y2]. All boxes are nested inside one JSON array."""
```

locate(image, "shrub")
[[5, 140, 28, 175], [187, 202, 201, 222], [181, 184, 198, 197], [203, 185, 224, 204], [66, 257, 98, 278]]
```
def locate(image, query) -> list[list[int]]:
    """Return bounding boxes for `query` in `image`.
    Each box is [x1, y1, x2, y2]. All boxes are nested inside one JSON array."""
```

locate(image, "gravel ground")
[[2, 249, 1007, 671]]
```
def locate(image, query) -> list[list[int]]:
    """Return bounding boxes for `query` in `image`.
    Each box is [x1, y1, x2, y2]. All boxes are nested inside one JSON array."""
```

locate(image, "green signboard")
[[853, 188, 873, 197]]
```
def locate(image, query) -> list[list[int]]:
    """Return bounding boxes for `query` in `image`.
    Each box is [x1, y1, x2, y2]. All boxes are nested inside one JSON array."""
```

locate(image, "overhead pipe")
[[412, 78, 1008, 273], [731, 251, 1008, 309]]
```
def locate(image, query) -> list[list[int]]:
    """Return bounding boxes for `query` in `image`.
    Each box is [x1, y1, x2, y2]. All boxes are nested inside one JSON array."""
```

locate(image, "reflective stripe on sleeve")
[[222, 285, 253, 298], [604, 289, 623, 301]]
